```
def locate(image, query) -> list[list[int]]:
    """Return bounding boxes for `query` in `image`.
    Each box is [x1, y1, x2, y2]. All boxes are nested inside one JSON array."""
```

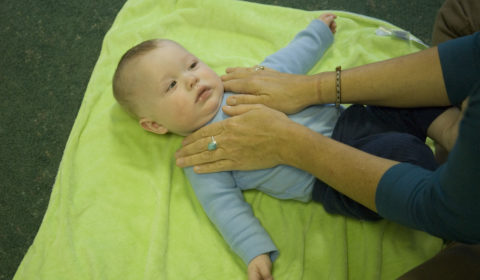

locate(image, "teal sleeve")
[[376, 33, 480, 243], [438, 32, 480, 105]]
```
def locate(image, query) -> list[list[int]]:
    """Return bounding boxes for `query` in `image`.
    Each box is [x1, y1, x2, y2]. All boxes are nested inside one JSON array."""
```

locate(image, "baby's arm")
[[261, 13, 337, 74], [184, 168, 278, 270], [318, 13, 337, 34]]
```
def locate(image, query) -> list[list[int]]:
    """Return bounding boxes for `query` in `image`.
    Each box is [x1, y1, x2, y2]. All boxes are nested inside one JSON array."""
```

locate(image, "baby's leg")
[[312, 132, 439, 220], [332, 105, 447, 144]]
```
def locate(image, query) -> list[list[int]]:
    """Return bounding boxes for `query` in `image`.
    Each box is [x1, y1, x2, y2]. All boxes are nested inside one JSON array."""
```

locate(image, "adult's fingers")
[[222, 65, 278, 93], [226, 94, 266, 106], [175, 149, 225, 170], [222, 78, 258, 94], [175, 136, 212, 158], [222, 103, 266, 116], [225, 66, 255, 74], [225, 65, 276, 75], [181, 120, 224, 146], [191, 159, 235, 173], [222, 70, 254, 82]]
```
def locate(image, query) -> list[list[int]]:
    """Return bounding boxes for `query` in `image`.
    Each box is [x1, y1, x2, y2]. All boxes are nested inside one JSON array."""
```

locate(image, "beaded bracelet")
[[335, 66, 342, 111]]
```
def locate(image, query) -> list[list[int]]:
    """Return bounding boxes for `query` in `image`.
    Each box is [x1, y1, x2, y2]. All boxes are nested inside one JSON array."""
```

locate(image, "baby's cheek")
[[175, 104, 198, 128]]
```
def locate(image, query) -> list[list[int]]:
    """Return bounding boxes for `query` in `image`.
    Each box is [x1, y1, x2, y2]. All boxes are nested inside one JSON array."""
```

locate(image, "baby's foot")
[[318, 13, 337, 34]]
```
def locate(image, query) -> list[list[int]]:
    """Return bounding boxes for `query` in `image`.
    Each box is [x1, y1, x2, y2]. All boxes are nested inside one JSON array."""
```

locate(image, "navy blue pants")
[[311, 105, 447, 220]]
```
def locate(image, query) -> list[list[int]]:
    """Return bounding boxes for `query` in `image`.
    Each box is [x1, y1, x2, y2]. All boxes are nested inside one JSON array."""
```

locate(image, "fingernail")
[[176, 158, 184, 166], [229, 98, 236, 105]]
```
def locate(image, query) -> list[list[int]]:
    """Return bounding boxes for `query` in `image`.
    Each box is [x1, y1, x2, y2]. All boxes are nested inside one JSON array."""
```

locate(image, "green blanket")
[[14, 0, 443, 279]]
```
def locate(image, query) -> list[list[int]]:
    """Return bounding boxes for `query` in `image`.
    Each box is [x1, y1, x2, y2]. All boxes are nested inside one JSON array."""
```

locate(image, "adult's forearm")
[[314, 47, 451, 107], [279, 122, 397, 211]]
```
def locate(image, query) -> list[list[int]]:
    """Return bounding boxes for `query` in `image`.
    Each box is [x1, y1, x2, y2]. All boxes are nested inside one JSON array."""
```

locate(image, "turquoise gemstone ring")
[[207, 136, 217, 151]]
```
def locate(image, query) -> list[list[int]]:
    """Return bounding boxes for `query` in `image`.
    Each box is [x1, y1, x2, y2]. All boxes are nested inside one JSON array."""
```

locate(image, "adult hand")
[[175, 104, 295, 173], [247, 254, 273, 280], [221, 66, 320, 114]]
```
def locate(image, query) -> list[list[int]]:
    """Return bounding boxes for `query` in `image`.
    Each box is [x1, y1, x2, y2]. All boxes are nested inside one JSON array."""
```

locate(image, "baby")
[[113, 13, 337, 279], [112, 13, 458, 280]]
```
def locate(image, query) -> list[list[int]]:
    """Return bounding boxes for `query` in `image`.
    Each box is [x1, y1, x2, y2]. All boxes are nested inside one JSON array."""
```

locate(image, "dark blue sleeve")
[[376, 33, 480, 243]]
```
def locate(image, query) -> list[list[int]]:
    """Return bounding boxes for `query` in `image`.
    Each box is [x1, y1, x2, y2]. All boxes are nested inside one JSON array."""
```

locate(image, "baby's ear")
[[139, 118, 168, 134]]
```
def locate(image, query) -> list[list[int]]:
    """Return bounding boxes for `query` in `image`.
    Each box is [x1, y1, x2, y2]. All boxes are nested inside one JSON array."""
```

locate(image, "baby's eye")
[[189, 61, 198, 69], [167, 81, 177, 91]]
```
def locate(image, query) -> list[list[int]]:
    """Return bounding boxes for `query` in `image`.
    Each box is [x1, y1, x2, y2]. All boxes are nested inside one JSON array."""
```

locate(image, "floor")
[[0, 0, 444, 278]]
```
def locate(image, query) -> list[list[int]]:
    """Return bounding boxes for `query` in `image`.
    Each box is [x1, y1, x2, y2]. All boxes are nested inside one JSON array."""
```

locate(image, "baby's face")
[[132, 42, 224, 136]]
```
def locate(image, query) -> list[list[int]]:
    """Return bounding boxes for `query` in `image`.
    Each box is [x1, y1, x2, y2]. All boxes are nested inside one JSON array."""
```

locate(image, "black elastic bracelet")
[[335, 66, 342, 111]]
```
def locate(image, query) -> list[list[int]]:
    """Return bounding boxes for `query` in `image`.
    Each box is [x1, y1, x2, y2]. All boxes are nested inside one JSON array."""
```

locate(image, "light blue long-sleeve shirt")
[[185, 19, 340, 265]]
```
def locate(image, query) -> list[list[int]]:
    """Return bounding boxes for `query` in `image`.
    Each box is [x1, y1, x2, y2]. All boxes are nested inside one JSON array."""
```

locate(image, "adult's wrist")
[[288, 74, 322, 110], [313, 71, 337, 105], [277, 121, 317, 169]]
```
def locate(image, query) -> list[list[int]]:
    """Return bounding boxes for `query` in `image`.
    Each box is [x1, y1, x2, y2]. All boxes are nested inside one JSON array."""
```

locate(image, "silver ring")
[[254, 65, 264, 71], [207, 136, 217, 151]]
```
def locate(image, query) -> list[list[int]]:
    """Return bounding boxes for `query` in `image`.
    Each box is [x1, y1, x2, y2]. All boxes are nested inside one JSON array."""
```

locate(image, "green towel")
[[14, 0, 442, 279]]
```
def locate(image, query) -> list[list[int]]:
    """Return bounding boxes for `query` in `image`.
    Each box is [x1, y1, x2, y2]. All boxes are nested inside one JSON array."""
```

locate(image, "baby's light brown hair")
[[112, 39, 174, 118]]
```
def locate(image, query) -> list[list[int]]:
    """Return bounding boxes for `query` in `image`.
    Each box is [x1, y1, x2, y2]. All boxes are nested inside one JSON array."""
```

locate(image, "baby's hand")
[[247, 254, 273, 280], [318, 13, 337, 34]]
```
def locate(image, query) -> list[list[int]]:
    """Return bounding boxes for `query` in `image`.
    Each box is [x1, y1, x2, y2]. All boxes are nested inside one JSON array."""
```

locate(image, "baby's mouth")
[[195, 86, 212, 103]]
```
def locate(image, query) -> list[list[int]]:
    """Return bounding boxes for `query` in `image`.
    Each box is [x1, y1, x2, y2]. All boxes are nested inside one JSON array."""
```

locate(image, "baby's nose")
[[187, 73, 199, 89]]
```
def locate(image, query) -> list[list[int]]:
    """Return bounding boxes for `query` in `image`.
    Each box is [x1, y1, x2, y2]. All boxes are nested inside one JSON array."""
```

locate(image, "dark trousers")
[[311, 105, 445, 220]]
